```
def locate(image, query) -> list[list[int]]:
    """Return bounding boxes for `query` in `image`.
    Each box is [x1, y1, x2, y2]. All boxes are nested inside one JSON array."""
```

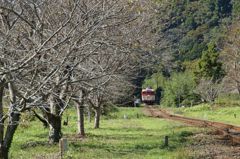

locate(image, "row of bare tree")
[[0, 0, 156, 158]]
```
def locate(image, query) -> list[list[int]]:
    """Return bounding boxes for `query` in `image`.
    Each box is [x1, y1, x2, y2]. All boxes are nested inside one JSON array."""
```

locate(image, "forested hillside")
[[143, 0, 240, 107], [153, 0, 239, 68]]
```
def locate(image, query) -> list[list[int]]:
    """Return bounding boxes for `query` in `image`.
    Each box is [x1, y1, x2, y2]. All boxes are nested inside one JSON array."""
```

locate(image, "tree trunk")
[[177, 95, 180, 107], [0, 146, 8, 159], [48, 114, 62, 144], [236, 82, 240, 94], [0, 82, 21, 159], [94, 107, 101, 129], [88, 105, 91, 123], [32, 110, 48, 128], [76, 102, 85, 136], [74, 90, 85, 137], [0, 82, 4, 149], [48, 94, 62, 143], [2, 112, 20, 159]]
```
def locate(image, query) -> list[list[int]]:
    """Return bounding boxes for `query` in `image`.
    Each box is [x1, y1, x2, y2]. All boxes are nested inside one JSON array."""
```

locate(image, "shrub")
[[162, 72, 198, 107]]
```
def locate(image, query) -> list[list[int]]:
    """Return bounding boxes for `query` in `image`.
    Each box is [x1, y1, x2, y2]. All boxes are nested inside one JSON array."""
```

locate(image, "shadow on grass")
[[69, 139, 178, 157], [20, 141, 50, 149], [67, 128, 193, 157], [70, 142, 161, 155], [86, 127, 169, 142], [94, 127, 168, 134]]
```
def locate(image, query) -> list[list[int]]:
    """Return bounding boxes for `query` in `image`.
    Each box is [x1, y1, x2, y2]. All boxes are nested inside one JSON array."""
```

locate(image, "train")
[[141, 87, 155, 105]]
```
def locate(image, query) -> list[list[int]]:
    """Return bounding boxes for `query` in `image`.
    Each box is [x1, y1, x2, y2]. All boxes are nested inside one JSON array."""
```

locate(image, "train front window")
[[142, 91, 155, 95]]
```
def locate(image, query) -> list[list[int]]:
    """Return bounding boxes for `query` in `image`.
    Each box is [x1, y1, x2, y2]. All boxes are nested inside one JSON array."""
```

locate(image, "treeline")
[[144, 0, 240, 107]]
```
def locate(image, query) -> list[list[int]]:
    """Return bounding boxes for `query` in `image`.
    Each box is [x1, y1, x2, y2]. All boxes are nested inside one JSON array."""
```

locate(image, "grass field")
[[10, 107, 202, 159], [170, 104, 240, 126]]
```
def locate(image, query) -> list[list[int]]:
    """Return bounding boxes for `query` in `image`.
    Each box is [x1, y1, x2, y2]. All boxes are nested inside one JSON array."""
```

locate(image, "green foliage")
[[103, 107, 144, 120], [194, 42, 225, 82], [102, 103, 119, 116], [142, 0, 236, 107], [182, 60, 199, 73], [232, 0, 240, 17], [143, 72, 166, 90], [153, 0, 234, 69], [162, 72, 197, 107]]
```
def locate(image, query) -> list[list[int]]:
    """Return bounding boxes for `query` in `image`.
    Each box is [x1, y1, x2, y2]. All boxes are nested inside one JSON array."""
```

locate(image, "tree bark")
[[0, 82, 21, 159], [236, 82, 240, 94], [0, 82, 6, 159], [74, 90, 85, 137], [2, 112, 20, 159], [48, 114, 62, 144], [32, 110, 48, 128], [94, 106, 101, 129], [0, 146, 7, 159], [0, 82, 4, 148], [76, 101, 85, 136], [88, 105, 91, 123], [48, 94, 62, 144]]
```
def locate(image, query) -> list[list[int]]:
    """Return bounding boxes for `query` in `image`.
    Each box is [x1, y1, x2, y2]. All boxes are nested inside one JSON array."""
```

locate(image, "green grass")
[[170, 104, 240, 126], [9, 107, 201, 159], [215, 94, 240, 107]]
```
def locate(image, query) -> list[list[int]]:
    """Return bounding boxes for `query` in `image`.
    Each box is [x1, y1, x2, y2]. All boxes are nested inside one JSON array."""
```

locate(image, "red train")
[[141, 88, 155, 105]]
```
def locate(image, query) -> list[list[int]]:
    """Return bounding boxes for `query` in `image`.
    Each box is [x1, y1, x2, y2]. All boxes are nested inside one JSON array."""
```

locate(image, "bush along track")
[[144, 106, 240, 145]]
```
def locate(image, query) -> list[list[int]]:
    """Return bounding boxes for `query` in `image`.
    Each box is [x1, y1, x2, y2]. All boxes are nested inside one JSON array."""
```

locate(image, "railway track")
[[145, 106, 240, 145]]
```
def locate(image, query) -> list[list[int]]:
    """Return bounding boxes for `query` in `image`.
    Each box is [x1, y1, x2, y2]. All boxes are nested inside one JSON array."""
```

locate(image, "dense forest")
[[142, 0, 240, 107]]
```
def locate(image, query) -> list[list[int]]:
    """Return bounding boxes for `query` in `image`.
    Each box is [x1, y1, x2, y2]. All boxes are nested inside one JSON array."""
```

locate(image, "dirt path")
[[144, 107, 240, 159], [144, 107, 240, 145]]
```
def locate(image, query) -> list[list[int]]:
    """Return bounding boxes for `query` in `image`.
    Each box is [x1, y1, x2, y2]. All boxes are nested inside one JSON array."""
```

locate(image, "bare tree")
[[0, 0, 158, 157], [222, 22, 240, 94], [69, 0, 155, 132], [0, 0, 112, 155], [195, 79, 223, 102]]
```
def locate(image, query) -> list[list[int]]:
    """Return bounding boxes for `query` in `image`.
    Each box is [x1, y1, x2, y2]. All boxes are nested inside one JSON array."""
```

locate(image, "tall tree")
[[195, 42, 225, 82], [222, 21, 240, 94]]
